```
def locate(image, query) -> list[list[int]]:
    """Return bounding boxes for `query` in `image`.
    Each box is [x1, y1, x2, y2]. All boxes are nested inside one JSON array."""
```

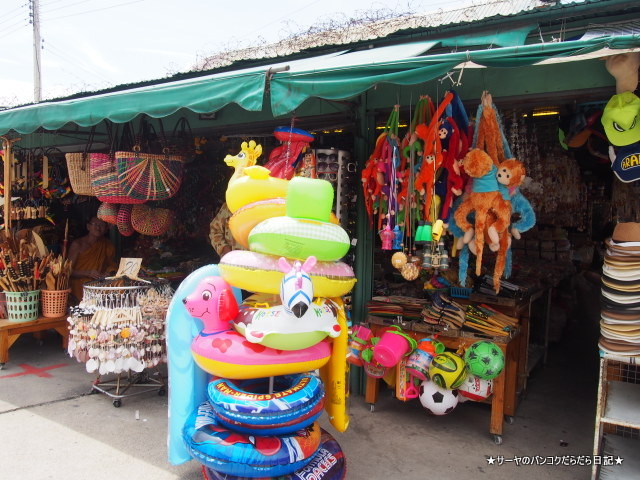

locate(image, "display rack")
[[68, 277, 170, 407], [365, 316, 521, 445], [90, 367, 166, 408], [592, 353, 640, 480]]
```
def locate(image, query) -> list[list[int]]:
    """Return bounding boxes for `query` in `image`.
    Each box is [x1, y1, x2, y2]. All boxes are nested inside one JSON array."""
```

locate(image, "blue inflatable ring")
[[207, 373, 324, 434], [203, 428, 347, 480], [184, 401, 321, 478]]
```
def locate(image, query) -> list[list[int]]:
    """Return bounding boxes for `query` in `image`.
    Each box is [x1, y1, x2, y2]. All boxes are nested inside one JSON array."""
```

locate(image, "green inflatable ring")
[[249, 216, 350, 262]]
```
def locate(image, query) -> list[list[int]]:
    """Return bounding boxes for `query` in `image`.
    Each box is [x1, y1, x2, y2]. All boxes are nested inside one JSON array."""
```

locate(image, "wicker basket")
[[131, 204, 174, 236], [65, 153, 95, 196], [4, 290, 40, 322], [41, 289, 71, 318]]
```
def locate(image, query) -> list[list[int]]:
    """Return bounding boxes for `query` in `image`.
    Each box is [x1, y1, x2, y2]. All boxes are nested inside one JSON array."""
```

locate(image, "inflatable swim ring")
[[234, 293, 341, 350], [226, 166, 289, 213], [191, 330, 331, 379], [208, 374, 324, 435], [202, 428, 347, 480], [229, 198, 286, 249], [184, 401, 321, 478], [248, 216, 351, 262], [184, 275, 331, 379], [219, 250, 356, 298]]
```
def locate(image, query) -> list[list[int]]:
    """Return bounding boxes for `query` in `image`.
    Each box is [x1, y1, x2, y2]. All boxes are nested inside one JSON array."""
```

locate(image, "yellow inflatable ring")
[[226, 166, 289, 213], [249, 216, 350, 262], [219, 250, 356, 297], [229, 198, 286, 249]]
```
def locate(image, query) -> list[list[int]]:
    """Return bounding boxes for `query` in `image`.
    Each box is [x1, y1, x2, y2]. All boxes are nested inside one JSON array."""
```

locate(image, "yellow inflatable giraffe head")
[[224, 140, 262, 172]]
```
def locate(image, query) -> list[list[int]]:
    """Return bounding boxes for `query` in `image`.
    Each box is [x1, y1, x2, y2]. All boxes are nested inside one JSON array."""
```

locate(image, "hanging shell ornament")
[[391, 251, 408, 269], [401, 262, 420, 281]]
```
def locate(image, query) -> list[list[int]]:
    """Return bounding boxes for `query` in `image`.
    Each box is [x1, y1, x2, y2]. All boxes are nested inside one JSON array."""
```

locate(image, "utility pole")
[[31, 0, 42, 103]]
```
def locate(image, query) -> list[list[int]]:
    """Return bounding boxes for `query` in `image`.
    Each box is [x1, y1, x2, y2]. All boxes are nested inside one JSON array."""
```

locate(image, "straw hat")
[[598, 336, 640, 354], [611, 222, 640, 243]]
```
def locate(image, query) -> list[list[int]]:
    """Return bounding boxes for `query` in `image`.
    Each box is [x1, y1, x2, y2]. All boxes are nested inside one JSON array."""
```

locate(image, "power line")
[[40, 0, 93, 15], [0, 22, 30, 41], [44, 40, 114, 85], [0, 2, 29, 27], [45, 0, 149, 21]]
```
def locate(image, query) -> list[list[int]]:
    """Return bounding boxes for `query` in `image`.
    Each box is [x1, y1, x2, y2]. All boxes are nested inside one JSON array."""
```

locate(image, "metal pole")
[[32, 0, 42, 103], [1, 136, 21, 232]]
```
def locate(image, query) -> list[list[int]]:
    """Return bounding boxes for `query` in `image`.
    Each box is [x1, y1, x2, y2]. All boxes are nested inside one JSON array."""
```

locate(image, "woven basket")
[[97, 202, 119, 225], [117, 204, 135, 236], [116, 150, 185, 201], [41, 289, 70, 318], [131, 204, 174, 236], [4, 290, 40, 322], [66, 153, 95, 196], [90, 153, 146, 204]]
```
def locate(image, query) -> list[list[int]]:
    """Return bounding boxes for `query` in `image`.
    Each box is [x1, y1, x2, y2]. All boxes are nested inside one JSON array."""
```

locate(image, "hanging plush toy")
[[439, 116, 470, 222], [264, 126, 314, 180], [497, 160, 536, 279], [414, 92, 454, 221], [453, 148, 511, 284]]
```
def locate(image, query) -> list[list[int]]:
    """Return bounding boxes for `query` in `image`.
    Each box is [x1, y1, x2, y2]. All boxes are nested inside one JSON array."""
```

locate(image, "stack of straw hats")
[[599, 222, 640, 355]]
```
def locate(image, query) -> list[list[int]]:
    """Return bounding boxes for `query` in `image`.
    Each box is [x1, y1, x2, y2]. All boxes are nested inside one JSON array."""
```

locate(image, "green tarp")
[[269, 35, 640, 116], [0, 70, 267, 134]]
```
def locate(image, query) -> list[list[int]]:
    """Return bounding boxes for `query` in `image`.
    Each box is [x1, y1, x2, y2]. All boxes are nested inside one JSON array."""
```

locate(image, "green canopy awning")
[[270, 35, 640, 116], [0, 70, 267, 134]]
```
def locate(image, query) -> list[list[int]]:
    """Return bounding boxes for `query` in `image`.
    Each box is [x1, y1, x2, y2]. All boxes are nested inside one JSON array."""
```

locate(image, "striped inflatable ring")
[[202, 428, 347, 480], [184, 401, 321, 478], [249, 216, 350, 262], [219, 250, 356, 298], [207, 374, 324, 435]]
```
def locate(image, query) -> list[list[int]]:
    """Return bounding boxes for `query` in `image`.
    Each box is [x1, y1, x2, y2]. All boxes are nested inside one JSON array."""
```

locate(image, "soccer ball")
[[464, 341, 505, 380], [428, 352, 468, 389], [419, 379, 459, 415], [457, 374, 493, 402]]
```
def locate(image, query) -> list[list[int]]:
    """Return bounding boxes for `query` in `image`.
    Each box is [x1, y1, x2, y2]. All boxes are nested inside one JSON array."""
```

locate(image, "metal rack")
[[90, 367, 166, 408], [592, 353, 640, 479]]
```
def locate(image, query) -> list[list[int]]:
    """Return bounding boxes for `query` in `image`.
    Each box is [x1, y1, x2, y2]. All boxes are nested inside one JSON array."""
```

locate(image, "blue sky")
[[0, 0, 478, 106]]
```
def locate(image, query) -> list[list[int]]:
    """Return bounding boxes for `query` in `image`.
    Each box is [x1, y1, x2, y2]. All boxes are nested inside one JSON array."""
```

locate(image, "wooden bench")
[[0, 315, 69, 368]]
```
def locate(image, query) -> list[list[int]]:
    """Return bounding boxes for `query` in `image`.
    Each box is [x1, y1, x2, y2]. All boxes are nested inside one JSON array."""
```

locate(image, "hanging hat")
[[601, 91, 640, 146], [611, 141, 640, 182]]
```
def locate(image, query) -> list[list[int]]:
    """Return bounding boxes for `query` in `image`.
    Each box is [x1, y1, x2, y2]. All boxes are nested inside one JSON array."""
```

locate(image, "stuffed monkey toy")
[[453, 148, 511, 281], [414, 92, 454, 220]]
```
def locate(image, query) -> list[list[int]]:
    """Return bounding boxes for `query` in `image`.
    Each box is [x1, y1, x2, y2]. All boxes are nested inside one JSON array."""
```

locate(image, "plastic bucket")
[[405, 348, 435, 381], [405, 338, 446, 380], [373, 327, 417, 368], [41, 289, 71, 318], [4, 290, 40, 323], [346, 324, 373, 366]]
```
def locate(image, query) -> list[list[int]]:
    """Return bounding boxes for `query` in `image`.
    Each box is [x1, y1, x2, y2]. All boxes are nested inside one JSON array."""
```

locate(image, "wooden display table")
[[365, 318, 521, 444], [0, 315, 69, 368]]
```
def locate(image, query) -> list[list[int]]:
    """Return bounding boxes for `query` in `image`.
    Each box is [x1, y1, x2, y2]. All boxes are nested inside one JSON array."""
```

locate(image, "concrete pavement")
[[0, 320, 600, 480]]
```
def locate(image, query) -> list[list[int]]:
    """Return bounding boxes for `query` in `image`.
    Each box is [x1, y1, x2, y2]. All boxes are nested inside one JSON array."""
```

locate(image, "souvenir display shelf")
[[365, 317, 521, 445], [68, 277, 170, 407]]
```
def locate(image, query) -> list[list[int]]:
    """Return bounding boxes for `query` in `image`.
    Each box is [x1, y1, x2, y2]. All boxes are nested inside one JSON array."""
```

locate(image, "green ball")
[[428, 352, 468, 389], [464, 341, 505, 380]]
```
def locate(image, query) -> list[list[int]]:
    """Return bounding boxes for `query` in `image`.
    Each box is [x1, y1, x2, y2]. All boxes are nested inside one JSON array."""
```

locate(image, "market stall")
[[0, 1, 638, 470]]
